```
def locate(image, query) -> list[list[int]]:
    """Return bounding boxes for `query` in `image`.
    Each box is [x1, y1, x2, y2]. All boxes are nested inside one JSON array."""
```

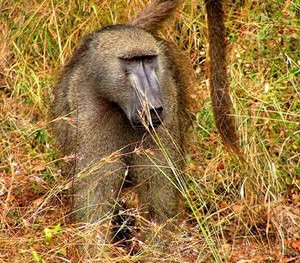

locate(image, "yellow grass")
[[1, 0, 299, 262]]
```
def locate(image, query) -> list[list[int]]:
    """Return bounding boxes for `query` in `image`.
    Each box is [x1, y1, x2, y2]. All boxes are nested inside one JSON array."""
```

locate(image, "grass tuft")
[[1, 0, 299, 262]]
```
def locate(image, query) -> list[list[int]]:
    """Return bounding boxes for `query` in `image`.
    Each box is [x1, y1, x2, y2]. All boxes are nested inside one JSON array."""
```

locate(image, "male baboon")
[[52, 0, 238, 241]]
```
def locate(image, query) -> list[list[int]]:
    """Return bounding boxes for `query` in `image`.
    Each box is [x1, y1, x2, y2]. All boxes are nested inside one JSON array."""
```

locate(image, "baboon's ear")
[[129, 0, 181, 34]]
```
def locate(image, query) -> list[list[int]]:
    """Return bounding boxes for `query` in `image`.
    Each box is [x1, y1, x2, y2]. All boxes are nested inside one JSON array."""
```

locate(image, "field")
[[1, 0, 299, 262]]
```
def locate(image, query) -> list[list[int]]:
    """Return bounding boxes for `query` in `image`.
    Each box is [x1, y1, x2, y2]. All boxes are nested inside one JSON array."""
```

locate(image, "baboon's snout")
[[126, 57, 164, 130]]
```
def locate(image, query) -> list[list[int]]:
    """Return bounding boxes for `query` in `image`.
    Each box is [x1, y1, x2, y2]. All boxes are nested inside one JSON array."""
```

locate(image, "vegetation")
[[1, 0, 299, 262]]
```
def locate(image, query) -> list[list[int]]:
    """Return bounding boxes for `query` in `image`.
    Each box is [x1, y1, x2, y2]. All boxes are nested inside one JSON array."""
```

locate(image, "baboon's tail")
[[129, 0, 180, 33], [205, 0, 240, 153]]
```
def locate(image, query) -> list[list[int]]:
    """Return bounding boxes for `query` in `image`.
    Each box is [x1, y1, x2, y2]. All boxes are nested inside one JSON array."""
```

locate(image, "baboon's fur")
[[51, 0, 239, 241], [205, 0, 239, 153]]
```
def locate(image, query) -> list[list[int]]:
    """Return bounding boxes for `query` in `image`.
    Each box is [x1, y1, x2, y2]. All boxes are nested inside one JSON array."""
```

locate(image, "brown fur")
[[52, 20, 195, 244], [51, 0, 239, 242], [205, 0, 240, 153], [130, 0, 181, 33]]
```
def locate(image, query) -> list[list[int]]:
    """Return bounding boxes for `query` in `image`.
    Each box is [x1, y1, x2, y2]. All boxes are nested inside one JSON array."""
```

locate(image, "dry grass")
[[1, 0, 299, 262]]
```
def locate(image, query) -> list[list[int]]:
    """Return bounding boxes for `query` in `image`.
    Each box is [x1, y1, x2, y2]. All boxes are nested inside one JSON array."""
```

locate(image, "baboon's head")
[[89, 25, 166, 130]]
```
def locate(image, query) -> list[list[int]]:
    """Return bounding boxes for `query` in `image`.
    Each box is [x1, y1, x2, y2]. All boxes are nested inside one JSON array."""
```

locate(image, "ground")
[[0, 0, 299, 262]]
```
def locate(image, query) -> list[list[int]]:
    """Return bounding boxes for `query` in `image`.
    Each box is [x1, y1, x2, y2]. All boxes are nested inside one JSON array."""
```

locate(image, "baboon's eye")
[[122, 57, 137, 65], [119, 55, 157, 65]]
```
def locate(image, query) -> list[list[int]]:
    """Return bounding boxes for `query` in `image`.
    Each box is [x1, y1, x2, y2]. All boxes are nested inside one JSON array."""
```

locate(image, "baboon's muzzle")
[[127, 59, 164, 130]]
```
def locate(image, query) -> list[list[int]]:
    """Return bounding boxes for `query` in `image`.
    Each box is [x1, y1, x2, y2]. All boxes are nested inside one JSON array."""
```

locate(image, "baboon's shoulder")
[[160, 40, 197, 114]]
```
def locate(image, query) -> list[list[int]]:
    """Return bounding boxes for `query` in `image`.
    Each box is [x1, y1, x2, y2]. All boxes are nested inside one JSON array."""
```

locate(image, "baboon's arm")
[[129, 0, 180, 33], [205, 0, 240, 153]]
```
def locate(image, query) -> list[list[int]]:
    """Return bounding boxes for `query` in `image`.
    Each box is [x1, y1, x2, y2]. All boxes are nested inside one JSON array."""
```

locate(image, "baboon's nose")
[[149, 107, 164, 126]]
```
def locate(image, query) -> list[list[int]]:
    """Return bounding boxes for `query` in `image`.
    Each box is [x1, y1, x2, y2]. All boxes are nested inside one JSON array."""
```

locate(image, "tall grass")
[[1, 0, 299, 262]]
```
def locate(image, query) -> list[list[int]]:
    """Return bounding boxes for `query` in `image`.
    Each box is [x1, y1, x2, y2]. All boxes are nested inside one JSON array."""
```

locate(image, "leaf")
[[54, 223, 61, 233], [31, 250, 40, 262], [44, 227, 53, 245]]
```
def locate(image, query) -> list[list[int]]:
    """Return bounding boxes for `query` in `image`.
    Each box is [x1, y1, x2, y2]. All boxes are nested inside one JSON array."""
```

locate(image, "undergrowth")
[[1, 0, 299, 262]]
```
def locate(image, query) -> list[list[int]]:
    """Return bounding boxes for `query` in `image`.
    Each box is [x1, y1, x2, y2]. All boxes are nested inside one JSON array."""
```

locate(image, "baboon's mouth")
[[131, 121, 161, 131], [130, 109, 164, 131]]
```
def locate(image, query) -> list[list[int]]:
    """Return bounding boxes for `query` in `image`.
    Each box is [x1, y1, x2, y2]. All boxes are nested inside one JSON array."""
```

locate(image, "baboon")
[[51, 0, 239, 241]]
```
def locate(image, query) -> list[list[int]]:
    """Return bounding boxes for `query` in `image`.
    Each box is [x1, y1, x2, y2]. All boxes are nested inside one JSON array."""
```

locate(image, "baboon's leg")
[[72, 162, 127, 223], [130, 147, 183, 224], [69, 102, 132, 225], [138, 170, 180, 223]]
